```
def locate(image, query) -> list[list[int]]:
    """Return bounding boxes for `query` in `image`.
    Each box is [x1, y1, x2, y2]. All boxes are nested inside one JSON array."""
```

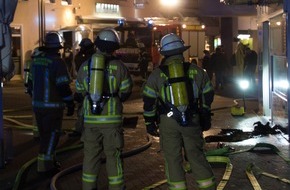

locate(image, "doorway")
[[11, 25, 22, 80]]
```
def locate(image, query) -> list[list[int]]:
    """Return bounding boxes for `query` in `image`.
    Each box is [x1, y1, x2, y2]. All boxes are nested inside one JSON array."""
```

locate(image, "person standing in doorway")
[[244, 47, 258, 85], [211, 46, 228, 90], [202, 50, 213, 81]]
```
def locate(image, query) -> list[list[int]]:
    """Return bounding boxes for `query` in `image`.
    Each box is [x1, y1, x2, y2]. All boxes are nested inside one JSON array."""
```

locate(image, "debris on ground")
[[205, 121, 288, 143]]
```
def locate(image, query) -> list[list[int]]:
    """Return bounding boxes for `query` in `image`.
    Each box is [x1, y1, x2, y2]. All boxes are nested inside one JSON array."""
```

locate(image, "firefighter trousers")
[[81, 123, 125, 190], [34, 109, 63, 172], [159, 115, 216, 190]]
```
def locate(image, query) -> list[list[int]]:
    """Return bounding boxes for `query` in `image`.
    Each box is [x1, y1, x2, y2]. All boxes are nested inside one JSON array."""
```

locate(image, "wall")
[[12, 0, 169, 80]]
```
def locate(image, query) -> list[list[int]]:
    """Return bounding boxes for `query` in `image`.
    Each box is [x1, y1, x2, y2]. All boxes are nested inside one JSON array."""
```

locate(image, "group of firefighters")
[[24, 27, 216, 190]]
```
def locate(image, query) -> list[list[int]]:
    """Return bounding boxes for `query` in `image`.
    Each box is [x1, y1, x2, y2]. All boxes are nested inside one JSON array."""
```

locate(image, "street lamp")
[[160, 0, 179, 20], [231, 78, 249, 116], [239, 79, 249, 111], [160, 0, 179, 6]]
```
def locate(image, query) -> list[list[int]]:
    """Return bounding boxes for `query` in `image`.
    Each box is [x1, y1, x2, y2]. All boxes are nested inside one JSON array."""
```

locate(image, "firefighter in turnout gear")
[[27, 32, 75, 173], [143, 33, 216, 190], [76, 28, 133, 190], [24, 47, 44, 138], [24, 47, 43, 93], [69, 38, 95, 137]]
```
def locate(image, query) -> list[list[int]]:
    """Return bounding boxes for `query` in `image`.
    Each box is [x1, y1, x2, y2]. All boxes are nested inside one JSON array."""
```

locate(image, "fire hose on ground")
[[4, 106, 290, 190], [12, 135, 153, 190]]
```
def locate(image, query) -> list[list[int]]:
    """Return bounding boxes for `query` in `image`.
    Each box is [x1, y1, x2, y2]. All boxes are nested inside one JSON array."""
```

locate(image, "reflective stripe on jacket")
[[143, 55, 214, 123], [76, 52, 133, 124], [28, 53, 73, 110]]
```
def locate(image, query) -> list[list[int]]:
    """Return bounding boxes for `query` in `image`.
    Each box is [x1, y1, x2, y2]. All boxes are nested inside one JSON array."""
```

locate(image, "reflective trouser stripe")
[[38, 154, 53, 161], [84, 115, 122, 124], [37, 154, 54, 172], [108, 150, 124, 187], [196, 176, 216, 189], [168, 181, 187, 190], [47, 131, 56, 155], [82, 173, 97, 183], [108, 175, 124, 186]]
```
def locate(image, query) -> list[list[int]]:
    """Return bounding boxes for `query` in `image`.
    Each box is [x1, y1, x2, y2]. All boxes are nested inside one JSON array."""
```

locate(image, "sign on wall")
[[96, 3, 120, 14]]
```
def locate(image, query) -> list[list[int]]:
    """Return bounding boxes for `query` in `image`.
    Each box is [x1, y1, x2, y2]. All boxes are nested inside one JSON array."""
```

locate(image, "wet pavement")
[[0, 77, 289, 190]]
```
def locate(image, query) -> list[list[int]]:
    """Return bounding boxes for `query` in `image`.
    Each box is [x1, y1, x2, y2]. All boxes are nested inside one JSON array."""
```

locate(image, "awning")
[[221, 0, 283, 5]]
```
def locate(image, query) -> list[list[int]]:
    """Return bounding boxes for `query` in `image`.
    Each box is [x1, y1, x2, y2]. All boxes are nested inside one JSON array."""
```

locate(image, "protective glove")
[[146, 123, 159, 137], [65, 100, 75, 116], [199, 111, 212, 131]]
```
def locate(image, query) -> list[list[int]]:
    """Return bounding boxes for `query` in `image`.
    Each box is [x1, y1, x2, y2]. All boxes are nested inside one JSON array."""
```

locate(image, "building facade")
[[13, 0, 289, 138], [12, 0, 209, 79]]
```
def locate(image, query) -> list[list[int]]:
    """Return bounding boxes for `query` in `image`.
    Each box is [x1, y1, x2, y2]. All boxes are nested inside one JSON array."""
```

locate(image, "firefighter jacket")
[[143, 54, 214, 125], [75, 51, 133, 125], [28, 50, 74, 110]]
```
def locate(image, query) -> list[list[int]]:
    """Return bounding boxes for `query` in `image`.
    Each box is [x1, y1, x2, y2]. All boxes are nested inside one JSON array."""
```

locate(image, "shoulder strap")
[[159, 61, 189, 84]]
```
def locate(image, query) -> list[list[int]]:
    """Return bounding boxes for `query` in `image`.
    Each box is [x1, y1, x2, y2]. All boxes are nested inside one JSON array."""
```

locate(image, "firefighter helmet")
[[94, 28, 120, 53], [79, 38, 94, 48], [159, 33, 190, 56], [44, 32, 64, 49]]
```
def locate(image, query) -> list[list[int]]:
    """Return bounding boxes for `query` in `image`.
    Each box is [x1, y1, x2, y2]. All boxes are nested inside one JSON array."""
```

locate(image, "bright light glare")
[[239, 79, 249, 90], [237, 34, 250, 40], [160, 0, 178, 6], [277, 80, 289, 89]]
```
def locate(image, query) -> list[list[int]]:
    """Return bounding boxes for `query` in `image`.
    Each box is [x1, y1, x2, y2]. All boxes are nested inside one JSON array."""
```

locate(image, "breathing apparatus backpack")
[[87, 53, 119, 115], [159, 58, 192, 126], [88, 53, 106, 115]]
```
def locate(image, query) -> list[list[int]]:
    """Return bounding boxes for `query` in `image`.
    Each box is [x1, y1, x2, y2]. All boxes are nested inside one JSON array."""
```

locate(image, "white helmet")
[[98, 28, 120, 43], [159, 33, 190, 56], [94, 28, 120, 52]]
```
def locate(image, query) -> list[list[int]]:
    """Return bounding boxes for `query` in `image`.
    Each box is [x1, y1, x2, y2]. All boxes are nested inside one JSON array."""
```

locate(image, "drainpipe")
[[38, 0, 45, 46], [284, 1, 290, 141], [221, 0, 283, 5]]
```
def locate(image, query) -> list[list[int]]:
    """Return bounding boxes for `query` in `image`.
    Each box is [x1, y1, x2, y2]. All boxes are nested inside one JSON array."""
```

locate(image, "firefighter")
[[74, 38, 95, 72], [142, 33, 216, 190], [138, 44, 150, 80], [76, 28, 133, 190], [24, 47, 44, 139], [27, 32, 75, 174], [69, 38, 95, 137]]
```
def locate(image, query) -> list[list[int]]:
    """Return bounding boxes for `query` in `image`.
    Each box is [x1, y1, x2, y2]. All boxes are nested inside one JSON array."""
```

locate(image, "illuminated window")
[[61, 0, 72, 5], [96, 3, 119, 14], [134, 0, 145, 9]]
